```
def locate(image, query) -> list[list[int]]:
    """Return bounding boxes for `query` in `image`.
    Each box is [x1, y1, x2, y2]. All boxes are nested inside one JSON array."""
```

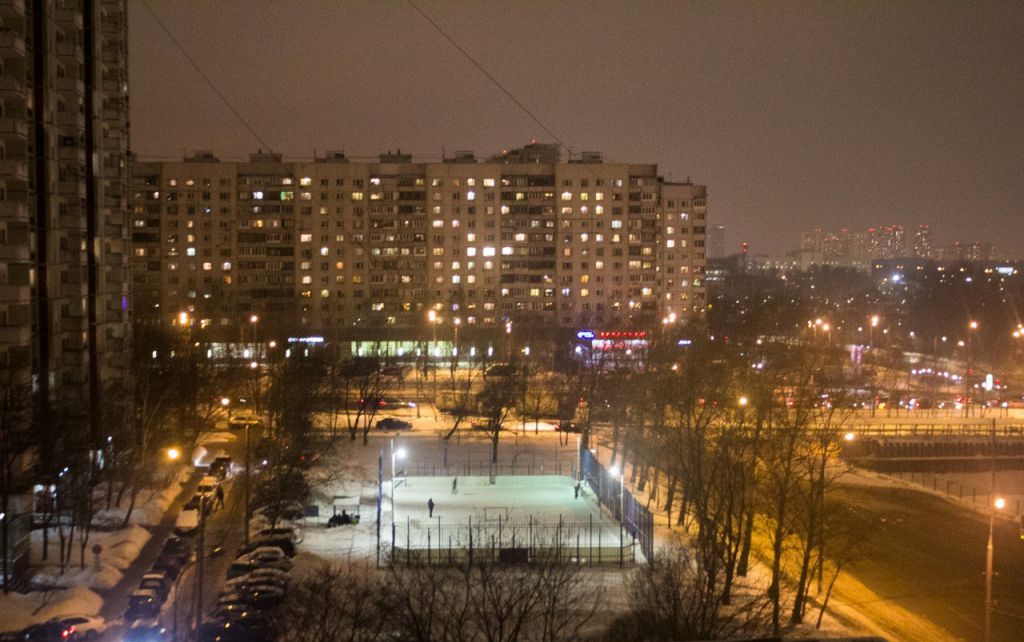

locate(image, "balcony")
[[0, 0, 26, 17], [55, 41, 82, 62], [0, 326, 30, 346], [0, 158, 27, 180], [54, 76, 85, 95], [57, 180, 85, 197], [0, 75, 25, 97], [0, 30, 24, 57], [0, 200, 28, 221], [56, 109, 83, 128], [0, 116, 27, 139], [52, 7, 83, 28]]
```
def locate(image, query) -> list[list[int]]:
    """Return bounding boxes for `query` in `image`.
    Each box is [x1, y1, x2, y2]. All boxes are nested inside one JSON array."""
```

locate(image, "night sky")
[[128, 1, 1024, 258]]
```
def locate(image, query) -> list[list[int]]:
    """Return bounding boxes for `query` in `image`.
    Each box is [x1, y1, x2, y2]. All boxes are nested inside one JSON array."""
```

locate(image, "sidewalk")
[[97, 471, 199, 622]]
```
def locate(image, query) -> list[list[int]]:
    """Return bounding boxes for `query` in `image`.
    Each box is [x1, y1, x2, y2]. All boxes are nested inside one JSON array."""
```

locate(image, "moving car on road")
[[124, 618, 168, 642], [14, 621, 79, 641], [58, 616, 106, 640], [376, 417, 412, 431]]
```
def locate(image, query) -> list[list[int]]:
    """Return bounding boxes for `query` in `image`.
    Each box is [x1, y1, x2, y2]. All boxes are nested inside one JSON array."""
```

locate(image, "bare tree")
[[0, 367, 32, 592], [611, 541, 772, 641]]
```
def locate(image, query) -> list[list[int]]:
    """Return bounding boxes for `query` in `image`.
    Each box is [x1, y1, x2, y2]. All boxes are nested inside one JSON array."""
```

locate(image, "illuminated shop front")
[[574, 330, 649, 367]]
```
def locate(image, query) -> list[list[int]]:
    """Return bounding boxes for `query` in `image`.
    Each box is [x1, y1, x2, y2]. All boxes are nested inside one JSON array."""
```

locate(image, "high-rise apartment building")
[[0, 1, 131, 578], [130, 144, 707, 339], [913, 224, 934, 259]]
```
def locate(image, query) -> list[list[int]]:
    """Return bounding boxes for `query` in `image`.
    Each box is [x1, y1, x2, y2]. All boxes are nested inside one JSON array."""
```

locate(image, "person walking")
[[452, 477, 458, 495], [428, 497, 435, 518], [574, 482, 581, 499], [214, 484, 225, 510]]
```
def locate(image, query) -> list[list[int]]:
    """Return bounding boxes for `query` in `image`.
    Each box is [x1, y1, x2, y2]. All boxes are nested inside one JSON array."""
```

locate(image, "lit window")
[[202, 262, 212, 271], [253, 191, 264, 200], [320, 247, 329, 256], [186, 247, 196, 256], [302, 276, 312, 284], [501, 247, 513, 256], [466, 233, 476, 242], [611, 220, 622, 229], [561, 191, 572, 200], [466, 178, 476, 186], [466, 247, 477, 257], [467, 191, 476, 201], [300, 177, 312, 186], [351, 192, 364, 201], [222, 261, 232, 270], [595, 205, 604, 215], [300, 233, 313, 242], [482, 247, 495, 257], [484, 261, 493, 270], [452, 275, 461, 284], [666, 239, 675, 248], [514, 233, 526, 242], [433, 220, 444, 228], [483, 178, 495, 187], [451, 261, 461, 270]]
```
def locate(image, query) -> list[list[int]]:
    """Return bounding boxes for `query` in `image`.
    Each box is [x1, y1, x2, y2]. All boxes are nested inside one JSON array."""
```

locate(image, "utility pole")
[[194, 493, 206, 632]]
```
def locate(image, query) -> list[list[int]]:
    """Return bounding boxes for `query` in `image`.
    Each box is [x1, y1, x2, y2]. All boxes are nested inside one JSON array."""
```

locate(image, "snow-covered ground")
[[0, 463, 191, 633]]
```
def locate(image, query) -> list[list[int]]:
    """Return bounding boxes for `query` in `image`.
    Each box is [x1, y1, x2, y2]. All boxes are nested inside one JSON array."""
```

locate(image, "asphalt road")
[[102, 429, 254, 641], [830, 484, 1024, 641]]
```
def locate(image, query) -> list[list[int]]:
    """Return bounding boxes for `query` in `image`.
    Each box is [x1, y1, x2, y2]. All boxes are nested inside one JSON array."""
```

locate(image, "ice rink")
[[386, 475, 631, 563]]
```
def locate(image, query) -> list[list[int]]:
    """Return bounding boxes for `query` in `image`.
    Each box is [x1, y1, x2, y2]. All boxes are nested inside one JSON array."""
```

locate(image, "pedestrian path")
[[97, 471, 199, 621]]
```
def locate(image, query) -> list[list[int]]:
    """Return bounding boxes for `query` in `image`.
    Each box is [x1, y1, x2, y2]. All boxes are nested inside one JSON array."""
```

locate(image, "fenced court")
[[382, 475, 634, 566]]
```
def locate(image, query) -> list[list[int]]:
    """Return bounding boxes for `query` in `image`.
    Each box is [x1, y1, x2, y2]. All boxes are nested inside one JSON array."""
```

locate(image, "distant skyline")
[[128, 1, 1024, 257]]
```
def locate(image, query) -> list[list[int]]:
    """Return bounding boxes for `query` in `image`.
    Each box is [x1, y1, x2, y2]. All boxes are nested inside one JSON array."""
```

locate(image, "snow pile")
[[0, 585, 102, 632], [31, 524, 152, 590]]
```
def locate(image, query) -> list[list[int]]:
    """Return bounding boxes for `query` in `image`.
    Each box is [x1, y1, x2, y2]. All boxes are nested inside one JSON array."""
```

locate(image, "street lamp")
[[165, 447, 181, 462], [869, 315, 880, 349], [966, 321, 978, 418], [390, 440, 407, 506], [985, 495, 1005, 642], [427, 310, 439, 398]]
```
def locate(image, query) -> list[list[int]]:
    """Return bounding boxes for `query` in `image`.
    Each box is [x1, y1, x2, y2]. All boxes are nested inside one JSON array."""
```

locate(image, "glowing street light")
[[177, 311, 190, 326], [985, 495, 1006, 641], [738, 396, 749, 407], [843, 431, 856, 442], [165, 447, 181, 462]]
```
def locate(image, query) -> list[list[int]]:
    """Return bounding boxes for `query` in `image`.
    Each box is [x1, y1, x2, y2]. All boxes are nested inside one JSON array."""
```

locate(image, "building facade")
[[0, 0, 131, 579], [131, 144, 707, 340]]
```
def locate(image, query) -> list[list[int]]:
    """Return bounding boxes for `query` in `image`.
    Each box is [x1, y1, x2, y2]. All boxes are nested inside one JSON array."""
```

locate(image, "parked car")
[[254, 526, 302, 544], [376, 417, 412, 431], [124, 618, 168, 642], [240, 545, 292, 566], [125, 589, 161, 622], [237, 537, 296, 558], [196, 476, 220, 498], [555, 420, 582, 433], [16, 621, 78, 641], [225, 566, 290, 587], [160, 536, 191, 563], [151, 553, 182, 581], [174, 508, 199, 536], [486, 364, 517, 377], [234, 583, 286, 608], [58, 616, 106, 641], [139, 571, 170, 602], [183, 494, 212, 515]]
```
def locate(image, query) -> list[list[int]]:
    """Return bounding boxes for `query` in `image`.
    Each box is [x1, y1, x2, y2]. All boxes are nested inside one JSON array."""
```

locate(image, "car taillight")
[[62, 625, 76, 638]]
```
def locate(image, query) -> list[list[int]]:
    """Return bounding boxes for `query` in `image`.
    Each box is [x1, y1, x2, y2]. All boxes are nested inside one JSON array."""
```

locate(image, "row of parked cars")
[[121, 455, 233, 641], [196, 525, 302, 641]]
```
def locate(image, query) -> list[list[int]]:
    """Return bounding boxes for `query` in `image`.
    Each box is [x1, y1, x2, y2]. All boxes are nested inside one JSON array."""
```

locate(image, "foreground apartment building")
[[0, 1, 131, 579], [130, 144, 707, 340]]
